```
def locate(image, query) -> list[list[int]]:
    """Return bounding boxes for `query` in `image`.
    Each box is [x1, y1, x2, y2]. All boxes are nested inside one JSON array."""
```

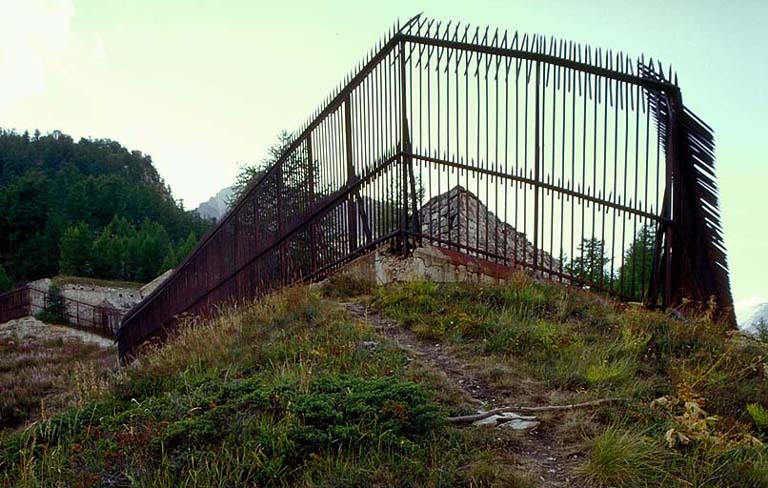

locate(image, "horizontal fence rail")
[[117, 16, 734, 359]]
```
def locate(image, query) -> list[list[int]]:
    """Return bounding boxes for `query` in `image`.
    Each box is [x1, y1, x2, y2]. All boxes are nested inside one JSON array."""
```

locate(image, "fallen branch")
[[447, 398, 627, 424]]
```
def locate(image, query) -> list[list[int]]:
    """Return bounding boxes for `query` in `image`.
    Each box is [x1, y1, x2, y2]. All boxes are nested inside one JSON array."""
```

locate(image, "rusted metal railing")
[[0, 287, 30, 324], [0, 286, 123, 339], [116, 16, 733, 359]]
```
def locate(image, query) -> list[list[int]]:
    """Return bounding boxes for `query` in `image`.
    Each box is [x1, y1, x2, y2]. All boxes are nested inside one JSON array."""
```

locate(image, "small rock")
[[472, 412, 540, 430]]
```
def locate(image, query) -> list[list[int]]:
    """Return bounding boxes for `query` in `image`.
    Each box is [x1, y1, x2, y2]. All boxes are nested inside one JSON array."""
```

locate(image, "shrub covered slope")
[[2, 273, 767, 487]]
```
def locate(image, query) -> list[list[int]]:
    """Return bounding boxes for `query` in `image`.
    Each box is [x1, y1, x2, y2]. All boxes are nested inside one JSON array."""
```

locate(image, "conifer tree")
[[566, 238, 611, 286], [0, 264, 12, 292], [175, 231, 198, 266], [617, 225, 657, 299], [59, 222, 94, 276]]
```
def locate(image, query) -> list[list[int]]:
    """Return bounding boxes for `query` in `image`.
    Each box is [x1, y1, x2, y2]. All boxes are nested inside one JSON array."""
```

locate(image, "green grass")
[[4, 274, 768, 487], [370, 275, 768, 486], [0, 287, 529, 487]]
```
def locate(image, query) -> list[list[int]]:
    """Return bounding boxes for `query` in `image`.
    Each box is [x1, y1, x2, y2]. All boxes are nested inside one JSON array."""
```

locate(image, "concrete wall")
[[26, 280, 142, 327]]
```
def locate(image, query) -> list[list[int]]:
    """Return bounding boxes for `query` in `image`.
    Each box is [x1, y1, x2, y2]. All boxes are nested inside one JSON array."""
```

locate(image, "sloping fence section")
[[0, 286, 123, 338], [117, 16, 733, 359]]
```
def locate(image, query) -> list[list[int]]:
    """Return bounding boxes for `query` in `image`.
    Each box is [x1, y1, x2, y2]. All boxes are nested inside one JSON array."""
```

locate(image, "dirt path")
[[340, 300, 585, 488]]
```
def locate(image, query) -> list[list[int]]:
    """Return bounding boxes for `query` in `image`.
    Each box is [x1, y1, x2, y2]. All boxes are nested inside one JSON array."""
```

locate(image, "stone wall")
[[336, 243, 520, 287], [334, 185, 565, 287], [26, 280, 144, 323]]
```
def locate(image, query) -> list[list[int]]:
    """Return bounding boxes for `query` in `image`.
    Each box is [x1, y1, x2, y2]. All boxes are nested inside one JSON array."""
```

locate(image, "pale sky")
[[1, 0, 765, 319]]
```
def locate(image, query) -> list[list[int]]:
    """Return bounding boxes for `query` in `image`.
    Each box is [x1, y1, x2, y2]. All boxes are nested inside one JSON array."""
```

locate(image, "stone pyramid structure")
[[419, 186, 560, 273]]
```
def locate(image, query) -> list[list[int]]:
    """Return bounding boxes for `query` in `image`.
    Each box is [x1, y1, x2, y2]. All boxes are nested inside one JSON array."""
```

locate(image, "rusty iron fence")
[[0, 285, 123, 339], [0, 287, 30, 324], [117, 16, 733, 359]]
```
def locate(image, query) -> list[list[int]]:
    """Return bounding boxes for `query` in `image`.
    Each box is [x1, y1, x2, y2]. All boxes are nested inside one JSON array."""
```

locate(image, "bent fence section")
[[0, 286, 123, 339], [117, 16, 733, 359]]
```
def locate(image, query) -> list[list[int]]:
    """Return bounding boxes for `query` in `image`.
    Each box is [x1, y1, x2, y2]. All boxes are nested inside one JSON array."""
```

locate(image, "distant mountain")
[[742, 303, 768, 333], [195, 187, 233, 221]]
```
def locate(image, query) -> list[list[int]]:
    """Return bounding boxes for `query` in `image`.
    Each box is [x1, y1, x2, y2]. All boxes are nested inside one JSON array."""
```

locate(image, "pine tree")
[[229, 131, 293, 205], [92, 215, 136, 279], [175, 231, 198, 266], [0, 129, 211, 284], [59, 222, 94, 276], [36, 283, 68, 324], [566, 238, 611, 286], [617, 225, 657, 299], [0, 264, 12, 292], [160, 247, 176, 274], [133, 219, 173, 282]]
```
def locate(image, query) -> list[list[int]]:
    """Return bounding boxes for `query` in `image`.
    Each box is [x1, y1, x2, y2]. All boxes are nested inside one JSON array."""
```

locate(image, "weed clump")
[[748, 403, 768, 432], [578, 426, 668, 487]]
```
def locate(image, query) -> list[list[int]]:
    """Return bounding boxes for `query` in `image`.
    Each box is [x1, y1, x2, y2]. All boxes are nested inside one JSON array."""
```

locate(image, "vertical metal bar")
[[434, 38, 440, 245], [475, 45, 481, 257], [344, 97, 358, 254], [276, 163, 285, 286], [307, 134, 317, 274], [533, 60, 541, 271]]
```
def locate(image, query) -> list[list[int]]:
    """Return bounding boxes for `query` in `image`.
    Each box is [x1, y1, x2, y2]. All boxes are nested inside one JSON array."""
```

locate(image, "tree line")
[[0, 129, 211, 291], [564, 225, 657, 300], [58, 216, 198, 283]]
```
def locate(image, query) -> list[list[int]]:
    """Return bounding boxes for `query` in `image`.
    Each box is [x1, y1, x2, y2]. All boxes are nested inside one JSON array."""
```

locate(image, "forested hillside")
[[0, 129, 211, 289]]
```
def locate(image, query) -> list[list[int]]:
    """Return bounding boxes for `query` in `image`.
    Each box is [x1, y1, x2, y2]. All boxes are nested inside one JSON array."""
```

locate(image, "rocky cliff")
[[195, 187, 233, 221]]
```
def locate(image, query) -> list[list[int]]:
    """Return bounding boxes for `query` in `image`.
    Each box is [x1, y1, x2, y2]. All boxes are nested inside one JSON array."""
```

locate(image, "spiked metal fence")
[[117, 16, 733, 359]]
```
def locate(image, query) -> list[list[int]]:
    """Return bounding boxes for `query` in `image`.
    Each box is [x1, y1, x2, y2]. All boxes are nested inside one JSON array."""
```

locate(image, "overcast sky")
[[1, 0, 765, 319]]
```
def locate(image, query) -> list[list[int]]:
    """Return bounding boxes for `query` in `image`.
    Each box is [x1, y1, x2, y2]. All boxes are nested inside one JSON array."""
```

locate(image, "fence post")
[[664, 89, 684, 309], [399, 40, 410, 254], [307, 134, 318, 274], [344, 96, 358, 255]]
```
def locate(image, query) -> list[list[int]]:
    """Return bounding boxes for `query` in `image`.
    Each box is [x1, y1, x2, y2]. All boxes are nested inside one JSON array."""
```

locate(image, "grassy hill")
[[1, 273, 767, 487]]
